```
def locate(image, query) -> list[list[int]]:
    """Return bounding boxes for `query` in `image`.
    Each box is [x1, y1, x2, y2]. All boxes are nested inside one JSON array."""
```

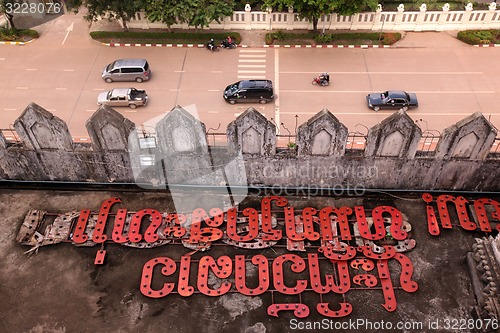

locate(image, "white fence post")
[[394, 4, 405, 29], [286, 7, 294, 30], [461, 2, 474, 28], [244, 4, 252, 30], [415, 4, 427, 32], [437, 4, 450, 31]]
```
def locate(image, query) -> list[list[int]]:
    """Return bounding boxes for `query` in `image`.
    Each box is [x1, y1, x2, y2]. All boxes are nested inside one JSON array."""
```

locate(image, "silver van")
[[102, 59, 151, 83]]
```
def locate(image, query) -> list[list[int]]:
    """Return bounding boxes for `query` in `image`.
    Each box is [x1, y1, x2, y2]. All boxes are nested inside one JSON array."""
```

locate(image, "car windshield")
[[106, 91, 113, 99], [227, 84, 239, 94], [106, 61, 117, 72]]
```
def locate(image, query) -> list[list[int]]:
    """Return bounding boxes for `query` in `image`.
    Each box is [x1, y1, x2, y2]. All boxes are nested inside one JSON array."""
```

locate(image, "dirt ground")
[[0, 188, 495, 333]]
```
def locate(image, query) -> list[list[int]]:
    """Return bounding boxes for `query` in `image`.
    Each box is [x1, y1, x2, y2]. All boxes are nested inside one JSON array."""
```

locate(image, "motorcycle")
[[206, 41, 219, 52], [312, 76, 330, 86], [220, 40, 237, 49]]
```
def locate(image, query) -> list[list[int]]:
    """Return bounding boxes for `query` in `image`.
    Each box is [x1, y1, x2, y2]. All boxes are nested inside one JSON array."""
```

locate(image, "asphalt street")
[[1, 11, 500, 147]]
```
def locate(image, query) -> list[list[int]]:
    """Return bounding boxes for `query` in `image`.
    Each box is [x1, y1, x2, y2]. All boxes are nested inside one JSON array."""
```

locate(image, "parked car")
[[223, 80, 274, 104], [97, 88, 148, 109], [366, 90, 418, 111], [102, 59, 151, 83]]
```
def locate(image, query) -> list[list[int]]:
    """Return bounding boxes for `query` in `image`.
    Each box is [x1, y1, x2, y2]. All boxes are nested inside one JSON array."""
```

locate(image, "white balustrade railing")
[[125, 3, 500, 32]]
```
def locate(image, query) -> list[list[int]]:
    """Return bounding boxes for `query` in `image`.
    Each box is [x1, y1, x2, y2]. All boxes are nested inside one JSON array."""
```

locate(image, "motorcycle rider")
[[222, 36, 234, 48], [207, 38, 216, 51], [319, 72, 330, 85]]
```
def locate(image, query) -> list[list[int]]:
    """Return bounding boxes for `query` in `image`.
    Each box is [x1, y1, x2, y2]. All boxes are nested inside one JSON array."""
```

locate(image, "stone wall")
[[1, 102, 499, 191]]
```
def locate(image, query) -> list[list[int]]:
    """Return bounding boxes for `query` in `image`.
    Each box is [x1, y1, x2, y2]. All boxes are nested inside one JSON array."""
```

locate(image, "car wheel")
[[135, 77, 144, 83], [229, 100, 236, 105], [259, 99, 267, 104], [373, 106, 380, 112], [129, 104, 137, 109], [401, 106, 409, 111], [105, 78, 113, 83]]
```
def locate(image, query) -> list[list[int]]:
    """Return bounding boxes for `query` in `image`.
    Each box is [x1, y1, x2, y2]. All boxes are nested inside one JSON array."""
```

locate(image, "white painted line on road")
[[279, 90, 495, 94], [4, 108, 16, 111], [239, 54, 266, 58], [125, 110, 137, 113], [238, 59, 266, 63], [0, 58, 5, 60], [56, 88, 67, 90], [93, 88, 105, 91], [240, 49, 266, 53], [86, 109, 95, 112], [238, 70, 266, 73], [208, 111, 219, 113], [174, 70, 185, 73], [237, 75, 266, 79], [169, 89, 180, 92], [211, 70, 222, 73], [63, 69, 74, 72], [238, 65, 266, 68], [208, 89, 220, 92], [26, 68, 37, 71], [280, 71, 484, 75], [16, 87, 28, 89]]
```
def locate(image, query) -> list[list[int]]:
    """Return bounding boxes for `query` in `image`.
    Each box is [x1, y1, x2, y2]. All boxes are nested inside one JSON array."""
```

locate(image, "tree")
[[262, 0, 377, 32], [0, 0, 20, 29], [66, 0, 146, 31], [145, 0, 235, 30]]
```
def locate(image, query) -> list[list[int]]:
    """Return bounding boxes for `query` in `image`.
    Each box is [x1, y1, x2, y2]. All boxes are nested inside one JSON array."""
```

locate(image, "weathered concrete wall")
[[0, 103, 499, 191]]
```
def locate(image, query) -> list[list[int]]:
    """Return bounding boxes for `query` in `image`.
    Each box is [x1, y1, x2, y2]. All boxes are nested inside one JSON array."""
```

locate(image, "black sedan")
[[366, 90, 418, 111]]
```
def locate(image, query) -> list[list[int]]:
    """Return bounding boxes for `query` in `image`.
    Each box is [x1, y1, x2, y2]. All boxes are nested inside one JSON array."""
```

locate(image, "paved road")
[[1, 12, 499, 145]]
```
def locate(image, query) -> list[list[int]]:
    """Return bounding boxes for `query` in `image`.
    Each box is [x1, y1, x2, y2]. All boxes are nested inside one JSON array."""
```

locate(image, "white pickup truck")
[[97, 88, 148, 109]]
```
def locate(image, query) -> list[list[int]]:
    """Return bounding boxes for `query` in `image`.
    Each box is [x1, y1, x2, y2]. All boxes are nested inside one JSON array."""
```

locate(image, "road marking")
[[238, 59, 266, 63], [56, 88, 67, 90], [237, 75, 267, 79], [240, 49, 266, 53], [208, 89, 220, 92], [211, 70, 222, 73], [281, 111, 500, 116], [125, 110, 137, 113], [238, 65, 266, 68], [280, 71, 484, 75], [238, 70, 266, 73], [208, 111, 219, 113], [86, 109, 95, 112], [279, 90, 496, 94], [174, 70, 185, 73], [274, 48, 280, 134], [0, 58, 5, 60], [16, 87, 28, 89], [93, 88, 105, 91], [169, 89, 180, 92], [239, 54, 266, 58], [63, 69, 74, 72], [26, 68, 37, 71], [4, 108, 16, 111]]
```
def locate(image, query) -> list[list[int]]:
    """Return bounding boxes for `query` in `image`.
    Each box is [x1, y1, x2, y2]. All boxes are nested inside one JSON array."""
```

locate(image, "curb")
[[102, 42, 390, 48], [0, 39, 35, 46], [474, 44, 500, 47]]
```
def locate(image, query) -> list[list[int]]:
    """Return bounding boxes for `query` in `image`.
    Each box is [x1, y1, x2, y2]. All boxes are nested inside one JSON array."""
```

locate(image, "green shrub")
[[314, 34, 333, 44], [381, 32, 401, 45], [273, 30, 285, 41], [265, 33, 274, 45], [457, 30, 492, 45], [90, 31, 242, 44]]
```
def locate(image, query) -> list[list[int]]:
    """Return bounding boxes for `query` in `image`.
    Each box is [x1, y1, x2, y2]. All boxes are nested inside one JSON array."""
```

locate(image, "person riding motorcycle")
[[221, 36, 235, 48], [319, 72, 330, 85], [207, 38, 216, 51]]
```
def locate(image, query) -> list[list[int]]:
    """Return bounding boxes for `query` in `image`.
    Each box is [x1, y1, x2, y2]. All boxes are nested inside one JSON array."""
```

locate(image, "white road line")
[[239, 49, 266, 53], [274, 48, 280, 134], [237, 75, 267, 79], [26, 68, 37, 71], [4, 108, 16, 111], [56, 88, 67, 90], [125, 110, 137, 113], [238, 65, 266, 68], [211, 70, 222, 73], [280, 71, 484, 75], [239, 54, 266, 58], [174, 70, 185, 73], [279, 90, 496, 94], [63, 69, 74, 72], [238, 70, 266, 73], [280, 112, 500, 116], [208, 89, 220, 92], [208, 111, 219, 113], [16, 87, 28, 89], [0, 58, 5, 60], [238, 59, 266, 63], [169, 89, 180, 92]]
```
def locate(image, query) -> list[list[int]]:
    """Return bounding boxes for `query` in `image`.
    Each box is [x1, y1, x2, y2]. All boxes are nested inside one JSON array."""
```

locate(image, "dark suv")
[[223, 80, 274, 104]]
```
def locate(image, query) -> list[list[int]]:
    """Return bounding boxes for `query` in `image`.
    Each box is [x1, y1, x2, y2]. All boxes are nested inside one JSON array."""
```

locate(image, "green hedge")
[[457, 30, 500, 45], [265, 31, 401, 45], [90, 31, 242, 44], [0, 28, 39, 41]]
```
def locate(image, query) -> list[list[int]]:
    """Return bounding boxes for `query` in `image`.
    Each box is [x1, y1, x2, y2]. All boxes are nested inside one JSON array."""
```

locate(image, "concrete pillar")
[[437, 4, 450, 32], [244, 4, 252, 30], [415, 4, 427, 32]]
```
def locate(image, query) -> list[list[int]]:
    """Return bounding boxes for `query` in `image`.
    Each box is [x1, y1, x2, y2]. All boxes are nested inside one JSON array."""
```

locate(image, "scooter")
[[206, 41, 219, 51], [311, 76, 330, 86], [220, 40, 237, 49]]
